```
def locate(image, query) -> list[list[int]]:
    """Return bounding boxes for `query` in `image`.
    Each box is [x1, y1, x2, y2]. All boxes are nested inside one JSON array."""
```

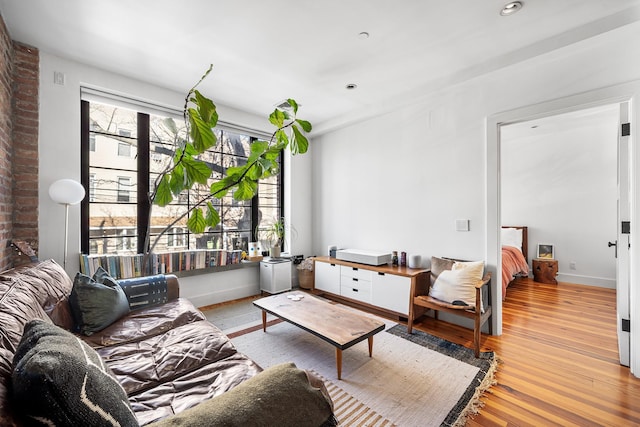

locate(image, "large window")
[[80, 97, 283, 256]]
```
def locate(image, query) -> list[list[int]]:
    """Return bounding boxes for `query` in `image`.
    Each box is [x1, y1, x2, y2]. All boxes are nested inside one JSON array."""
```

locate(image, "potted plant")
[[141, 65, 311, 270], [260, 217, 286, 258]]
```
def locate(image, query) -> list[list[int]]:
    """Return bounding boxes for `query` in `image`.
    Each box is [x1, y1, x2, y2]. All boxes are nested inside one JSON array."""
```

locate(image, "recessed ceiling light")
[[500, 1, 523, 16], [345, 84, 358, 90]]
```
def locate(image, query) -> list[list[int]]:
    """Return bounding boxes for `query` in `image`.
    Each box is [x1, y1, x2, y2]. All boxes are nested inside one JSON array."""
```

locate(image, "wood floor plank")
[[411, 277, 640, 426]]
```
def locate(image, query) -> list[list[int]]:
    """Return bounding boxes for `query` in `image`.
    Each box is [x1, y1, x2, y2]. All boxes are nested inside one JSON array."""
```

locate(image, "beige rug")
[[230, 315, 497, 427]]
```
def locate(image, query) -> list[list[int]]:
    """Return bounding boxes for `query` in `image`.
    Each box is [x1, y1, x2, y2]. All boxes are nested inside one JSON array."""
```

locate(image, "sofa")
[[0, 259, 335, 426]]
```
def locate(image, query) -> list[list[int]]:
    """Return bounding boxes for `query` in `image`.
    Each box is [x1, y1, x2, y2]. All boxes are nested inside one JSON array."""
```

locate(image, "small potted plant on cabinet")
[[259, 217, 286, 258]]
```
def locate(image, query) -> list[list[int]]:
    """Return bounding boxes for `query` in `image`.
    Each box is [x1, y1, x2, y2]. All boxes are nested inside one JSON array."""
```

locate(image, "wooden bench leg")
[[336, 348, 342, 380], [474, 315, 481, 358]]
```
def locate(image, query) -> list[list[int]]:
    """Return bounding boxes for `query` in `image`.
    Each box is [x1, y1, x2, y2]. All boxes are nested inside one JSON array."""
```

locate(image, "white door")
[[616, 102, 632, 367]]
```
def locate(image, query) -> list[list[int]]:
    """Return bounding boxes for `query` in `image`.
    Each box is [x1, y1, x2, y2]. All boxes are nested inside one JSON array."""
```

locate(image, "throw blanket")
[[502, 245, 529, 298]]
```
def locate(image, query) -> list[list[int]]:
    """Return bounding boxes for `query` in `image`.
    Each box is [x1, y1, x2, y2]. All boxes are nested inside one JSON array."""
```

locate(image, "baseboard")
[[556, 273, 616, 289], [178, 268, 261, 307]]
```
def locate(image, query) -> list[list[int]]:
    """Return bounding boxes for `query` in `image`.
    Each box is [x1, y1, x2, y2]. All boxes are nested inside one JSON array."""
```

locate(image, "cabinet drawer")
[[340, 265, 372, 281], [341, 283, 372, 303]]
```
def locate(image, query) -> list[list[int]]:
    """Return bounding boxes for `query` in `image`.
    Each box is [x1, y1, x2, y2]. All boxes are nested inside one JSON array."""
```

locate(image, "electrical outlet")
[[569, 261, 576, 270]]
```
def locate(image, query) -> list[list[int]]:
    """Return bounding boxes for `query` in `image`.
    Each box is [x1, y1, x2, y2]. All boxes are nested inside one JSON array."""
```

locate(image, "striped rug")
[[311, 370, 396, 426]]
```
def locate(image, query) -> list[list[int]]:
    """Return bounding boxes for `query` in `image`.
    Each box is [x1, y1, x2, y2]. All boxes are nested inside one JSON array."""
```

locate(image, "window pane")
[[88, 103, 138, 255]]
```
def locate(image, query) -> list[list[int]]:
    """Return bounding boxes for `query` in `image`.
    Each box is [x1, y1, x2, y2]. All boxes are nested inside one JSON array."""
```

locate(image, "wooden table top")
[[253, 291, 386, 350]]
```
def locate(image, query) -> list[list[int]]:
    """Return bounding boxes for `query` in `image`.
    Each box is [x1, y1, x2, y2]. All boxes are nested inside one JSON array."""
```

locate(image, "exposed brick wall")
[[11, 42, 39, 266], [0, 13, 39, 270], [0, 15, 13, 270]]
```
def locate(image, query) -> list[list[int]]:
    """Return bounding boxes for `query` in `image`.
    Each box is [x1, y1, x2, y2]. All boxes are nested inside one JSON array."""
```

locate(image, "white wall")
[[501, 106, 619, 288], [37, 53, 312, 304], [311, 23, 640, 321]]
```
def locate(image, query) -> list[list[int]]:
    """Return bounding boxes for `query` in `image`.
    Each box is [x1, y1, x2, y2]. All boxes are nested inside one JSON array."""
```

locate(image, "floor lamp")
[[48, 179, 85, 269]]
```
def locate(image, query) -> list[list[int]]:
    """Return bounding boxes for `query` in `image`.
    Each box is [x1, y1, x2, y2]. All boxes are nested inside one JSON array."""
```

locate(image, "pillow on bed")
[[429, 260, 484, 312], [501, 227, 522, 249]]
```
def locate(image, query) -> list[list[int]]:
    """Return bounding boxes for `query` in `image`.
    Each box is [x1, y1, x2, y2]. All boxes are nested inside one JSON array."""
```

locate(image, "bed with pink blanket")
[[501, 226, 529, 298]]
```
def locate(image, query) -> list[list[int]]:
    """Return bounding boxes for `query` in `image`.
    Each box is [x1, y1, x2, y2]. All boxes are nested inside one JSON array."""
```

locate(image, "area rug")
[[230, 317, 498, 427]]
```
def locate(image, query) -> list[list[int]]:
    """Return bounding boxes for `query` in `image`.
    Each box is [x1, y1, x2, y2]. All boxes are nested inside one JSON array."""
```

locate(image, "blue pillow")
[[69, 267, 130, 335]]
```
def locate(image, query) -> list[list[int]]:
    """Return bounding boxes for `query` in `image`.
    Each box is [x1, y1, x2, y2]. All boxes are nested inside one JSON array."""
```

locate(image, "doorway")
[[485, 81, 640, 375], [500, 104, 619, 289]]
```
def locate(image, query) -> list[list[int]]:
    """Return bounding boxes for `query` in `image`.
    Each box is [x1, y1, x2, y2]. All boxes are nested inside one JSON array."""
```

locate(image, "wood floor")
[[409, 277, 640, 426]]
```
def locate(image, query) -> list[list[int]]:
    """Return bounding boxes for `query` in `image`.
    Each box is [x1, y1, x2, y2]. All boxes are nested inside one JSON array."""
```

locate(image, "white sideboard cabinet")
[[312, 256, 429, 321]]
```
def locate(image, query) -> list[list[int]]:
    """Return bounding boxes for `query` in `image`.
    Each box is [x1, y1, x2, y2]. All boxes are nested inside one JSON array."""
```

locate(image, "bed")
[[501, 226, 529, 298]]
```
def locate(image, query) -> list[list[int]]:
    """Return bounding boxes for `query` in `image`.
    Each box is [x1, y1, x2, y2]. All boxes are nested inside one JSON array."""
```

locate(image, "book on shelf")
[[79, 249, 244, 279]]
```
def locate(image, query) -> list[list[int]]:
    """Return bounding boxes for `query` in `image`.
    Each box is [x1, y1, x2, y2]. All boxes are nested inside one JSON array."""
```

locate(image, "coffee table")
[[253, 291, 386, 379]]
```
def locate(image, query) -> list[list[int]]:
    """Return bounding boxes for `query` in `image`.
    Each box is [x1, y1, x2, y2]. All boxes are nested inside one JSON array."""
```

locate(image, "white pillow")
[[501, 227, 522, 249], [429, 261, 484, 312]]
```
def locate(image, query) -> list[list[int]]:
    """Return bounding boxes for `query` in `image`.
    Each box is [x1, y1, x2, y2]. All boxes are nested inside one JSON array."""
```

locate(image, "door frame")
[[486, 81, 640, 375]]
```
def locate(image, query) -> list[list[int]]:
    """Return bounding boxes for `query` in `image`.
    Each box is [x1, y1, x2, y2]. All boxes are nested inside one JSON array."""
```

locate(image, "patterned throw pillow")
[[12, 319, 138, 427], [69, 267, 130, 335]]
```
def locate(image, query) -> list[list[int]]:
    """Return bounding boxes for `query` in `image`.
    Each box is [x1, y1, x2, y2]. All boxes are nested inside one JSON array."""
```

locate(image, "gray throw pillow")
[[69, 267, 130, 335], [12, 319, 138, 427]]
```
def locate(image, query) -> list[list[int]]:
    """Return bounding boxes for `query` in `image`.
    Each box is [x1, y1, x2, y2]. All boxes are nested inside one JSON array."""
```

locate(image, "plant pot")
[[270, 246, 281, 258], [298, 269, 314, 290]]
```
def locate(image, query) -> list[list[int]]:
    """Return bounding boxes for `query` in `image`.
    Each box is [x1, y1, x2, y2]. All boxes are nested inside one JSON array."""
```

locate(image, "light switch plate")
[[455, 219, 470, 232]]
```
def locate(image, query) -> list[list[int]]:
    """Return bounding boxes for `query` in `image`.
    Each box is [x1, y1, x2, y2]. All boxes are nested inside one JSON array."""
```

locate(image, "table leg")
[[261, 310, 267, 332], [336, 348, 342, 380], [368, 336, 374, 357]]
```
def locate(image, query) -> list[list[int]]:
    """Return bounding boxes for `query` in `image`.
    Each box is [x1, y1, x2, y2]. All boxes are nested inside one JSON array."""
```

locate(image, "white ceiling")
[[1, 0, 639, 133]]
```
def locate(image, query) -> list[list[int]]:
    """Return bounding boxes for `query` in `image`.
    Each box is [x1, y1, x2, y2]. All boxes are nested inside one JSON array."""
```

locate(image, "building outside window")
[[81, 96, 283, 256]]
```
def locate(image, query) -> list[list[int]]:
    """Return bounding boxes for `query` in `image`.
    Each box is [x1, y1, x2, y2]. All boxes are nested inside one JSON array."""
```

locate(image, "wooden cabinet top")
[[313, 256, 429, 278]]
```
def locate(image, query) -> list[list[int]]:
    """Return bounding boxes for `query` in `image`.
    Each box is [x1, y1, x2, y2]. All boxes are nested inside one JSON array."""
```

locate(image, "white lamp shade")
[[49, 179, 85, 205]]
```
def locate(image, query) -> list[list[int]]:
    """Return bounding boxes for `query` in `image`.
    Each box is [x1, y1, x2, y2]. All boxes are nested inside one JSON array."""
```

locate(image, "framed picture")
[[537, 243, 554, 259]]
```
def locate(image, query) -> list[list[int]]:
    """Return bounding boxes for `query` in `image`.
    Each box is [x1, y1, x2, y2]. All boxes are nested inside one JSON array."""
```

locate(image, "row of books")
[[79, 249, 245, 279]]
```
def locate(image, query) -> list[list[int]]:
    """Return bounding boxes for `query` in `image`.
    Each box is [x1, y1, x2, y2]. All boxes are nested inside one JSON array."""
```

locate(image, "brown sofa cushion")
[[147, 362, 336, 427]]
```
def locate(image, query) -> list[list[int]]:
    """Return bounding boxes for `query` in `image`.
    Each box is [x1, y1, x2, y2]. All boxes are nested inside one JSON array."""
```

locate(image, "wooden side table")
[[533, 258, 558, 284]]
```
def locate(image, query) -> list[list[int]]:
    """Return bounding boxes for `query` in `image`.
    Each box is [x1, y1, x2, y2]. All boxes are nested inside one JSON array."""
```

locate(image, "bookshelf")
[[79, 249, 245, 279]]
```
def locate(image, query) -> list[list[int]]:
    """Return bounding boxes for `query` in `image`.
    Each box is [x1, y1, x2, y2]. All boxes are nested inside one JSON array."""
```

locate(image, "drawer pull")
[[378, 272, 385, 276], [352, 278, 358, 282], [330, 263, 336, 266], [352, 288, 359, 292], [352, 267, 358, 271]]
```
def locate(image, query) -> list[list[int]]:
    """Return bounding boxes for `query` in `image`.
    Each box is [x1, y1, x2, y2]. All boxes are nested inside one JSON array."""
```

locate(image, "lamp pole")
[[49, 179, 86, 270]]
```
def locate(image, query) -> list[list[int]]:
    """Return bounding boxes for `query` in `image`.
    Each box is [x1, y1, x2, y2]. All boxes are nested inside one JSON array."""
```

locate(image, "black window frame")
[[80, 99, 284, 255]]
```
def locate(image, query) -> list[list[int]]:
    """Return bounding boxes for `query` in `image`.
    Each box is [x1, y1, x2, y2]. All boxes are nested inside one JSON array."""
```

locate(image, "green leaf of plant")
[[163, 117, 178, 135], [155, 175, 173, 207], [234, 179, 257, 200], [269, 109, 286, 128], [275, 129, 288, 146], [187, 208, 207, 234], [291, 124, 309, 154], [205, 202, 220, 228], [169, 165, 185, 194], [189, 108, 217, 153], [296, 119, 312, 132], [287, 98, 298, 114], [248, 140, 268, 163], [193, 90, 218, 126], [183, 157, 211, 185], [210, 176, 235, 198]]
